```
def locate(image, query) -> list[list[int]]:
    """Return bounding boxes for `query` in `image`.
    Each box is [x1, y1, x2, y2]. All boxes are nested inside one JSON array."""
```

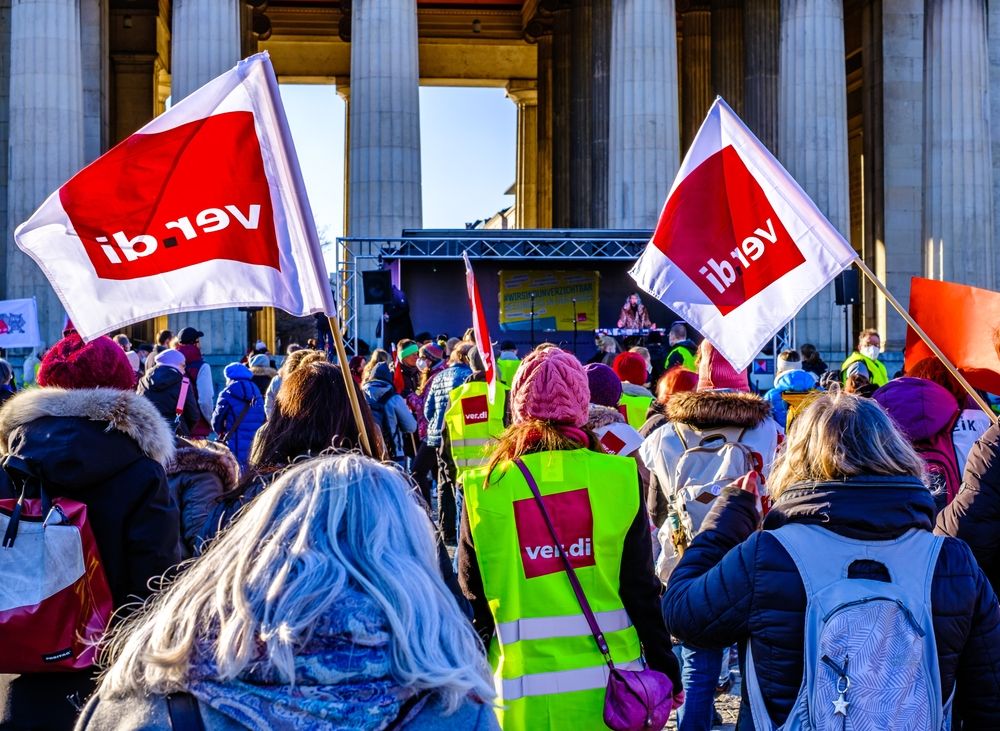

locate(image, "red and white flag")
[[463, 252, 497, 404], [14, 52, 334, 340], [630, 98, 857, 371]]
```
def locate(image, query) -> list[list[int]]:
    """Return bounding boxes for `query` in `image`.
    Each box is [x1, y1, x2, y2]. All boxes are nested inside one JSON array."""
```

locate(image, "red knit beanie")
[[613, 352, 648, 386], [511, 348, 590, 427], [38, 334, 137, 390], [696, 340, 750, 392]]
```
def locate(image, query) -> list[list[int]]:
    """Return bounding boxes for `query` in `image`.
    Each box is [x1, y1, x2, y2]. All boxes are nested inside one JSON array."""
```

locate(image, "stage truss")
[[330, 230, 797, 359]]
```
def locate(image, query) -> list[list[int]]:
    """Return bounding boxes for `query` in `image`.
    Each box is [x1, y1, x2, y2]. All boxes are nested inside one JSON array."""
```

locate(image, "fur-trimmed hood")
[[167, 438, 239, 489], [0, 387, 175, 466], [250, 365, 278, 379], [587, 403, 626, 431], [666, 390, 772, 430]]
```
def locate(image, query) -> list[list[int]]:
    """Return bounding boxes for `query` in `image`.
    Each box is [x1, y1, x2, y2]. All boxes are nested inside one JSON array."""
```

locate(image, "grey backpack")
[[745, 524, 951, 731]]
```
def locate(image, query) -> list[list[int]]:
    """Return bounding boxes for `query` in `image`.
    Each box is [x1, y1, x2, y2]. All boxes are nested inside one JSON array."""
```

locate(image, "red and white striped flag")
[[14, 52, 334, 340], [463, 252, 497, 404], [630, 98, 857, 371]]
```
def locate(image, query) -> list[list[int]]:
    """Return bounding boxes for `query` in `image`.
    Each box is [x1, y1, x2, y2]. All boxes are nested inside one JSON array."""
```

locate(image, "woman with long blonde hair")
[[457, 347, 681, 730], [663, 392, 1000, 728], [77, 454, 498, 730]]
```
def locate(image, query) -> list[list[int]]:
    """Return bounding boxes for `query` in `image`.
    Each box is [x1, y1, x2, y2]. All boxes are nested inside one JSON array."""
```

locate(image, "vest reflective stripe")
[[501, 659, 644, 702], [444, 381, 508, 484], [452, 438, 491, 448], [496, 608, 632, 645]]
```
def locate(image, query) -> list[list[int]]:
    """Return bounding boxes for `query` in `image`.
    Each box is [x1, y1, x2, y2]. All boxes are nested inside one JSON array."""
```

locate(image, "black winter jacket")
[[937, 422, 1000, 594], [137, 365, 201, 436], [0, 387, 180, 730], [663, 475, 1000, 729]]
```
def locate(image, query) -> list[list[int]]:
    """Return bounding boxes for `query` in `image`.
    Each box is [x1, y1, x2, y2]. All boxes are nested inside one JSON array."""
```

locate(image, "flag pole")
[[852, 258, 998, 423], [327, 314, 376, 457]]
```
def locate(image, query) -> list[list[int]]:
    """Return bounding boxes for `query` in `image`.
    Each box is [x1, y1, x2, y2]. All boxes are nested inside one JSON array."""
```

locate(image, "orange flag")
[[905, 277, 1000, 394]]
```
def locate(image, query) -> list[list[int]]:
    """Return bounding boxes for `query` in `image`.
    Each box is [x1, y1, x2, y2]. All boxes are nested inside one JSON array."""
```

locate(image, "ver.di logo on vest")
[[513, 487, 596, 579], [462, 394, 489, 426]]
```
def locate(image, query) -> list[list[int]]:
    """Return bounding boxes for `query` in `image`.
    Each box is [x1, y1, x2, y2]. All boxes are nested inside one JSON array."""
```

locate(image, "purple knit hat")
[[584, 363, 623, 408], [511, 348, 590, 427]]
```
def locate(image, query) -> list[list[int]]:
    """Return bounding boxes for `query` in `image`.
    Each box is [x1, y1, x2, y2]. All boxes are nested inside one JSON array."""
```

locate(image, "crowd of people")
[[1, 318, 1000, 731]]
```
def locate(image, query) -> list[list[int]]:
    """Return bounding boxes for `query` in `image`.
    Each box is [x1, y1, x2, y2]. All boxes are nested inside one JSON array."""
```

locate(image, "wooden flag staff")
[[327, 314, 376, 457], [852, 258, 998, 424]]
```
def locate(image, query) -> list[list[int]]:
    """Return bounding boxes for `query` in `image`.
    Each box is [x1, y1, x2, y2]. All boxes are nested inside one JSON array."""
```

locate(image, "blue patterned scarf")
[[187, 588, 414, 730]]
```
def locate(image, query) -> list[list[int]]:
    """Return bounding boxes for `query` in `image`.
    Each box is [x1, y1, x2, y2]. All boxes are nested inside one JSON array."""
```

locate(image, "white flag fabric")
[[0, 299, 41, 349], [14, 52, 334, 341], [630, 98, 858, 371]]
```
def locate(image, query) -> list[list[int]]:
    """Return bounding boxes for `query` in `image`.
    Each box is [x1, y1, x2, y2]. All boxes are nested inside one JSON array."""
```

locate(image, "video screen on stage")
[[498, 270, 599, 332]]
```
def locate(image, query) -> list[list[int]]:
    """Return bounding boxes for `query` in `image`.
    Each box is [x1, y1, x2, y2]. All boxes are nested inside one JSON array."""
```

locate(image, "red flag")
[[630, 98, 857, 371], [392, 345, 405, 394], [905, 277, 1000, 394], [463, 252, 497, 404], [14, 52, 334, 340]]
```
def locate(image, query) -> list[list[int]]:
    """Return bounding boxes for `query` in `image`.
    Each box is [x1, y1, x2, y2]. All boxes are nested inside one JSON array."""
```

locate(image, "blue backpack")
[[745, 524, 951, 731]]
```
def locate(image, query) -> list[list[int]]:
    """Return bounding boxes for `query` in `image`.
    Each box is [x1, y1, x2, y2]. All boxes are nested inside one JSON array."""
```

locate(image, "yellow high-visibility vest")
[[464, 449, 642, 730], [444, 380, 508, 484]]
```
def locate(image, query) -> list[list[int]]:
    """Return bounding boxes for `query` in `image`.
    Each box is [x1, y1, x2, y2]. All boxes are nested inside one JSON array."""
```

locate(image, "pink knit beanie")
[[511, 348, 590, 427], [697, 340, 750, 392]]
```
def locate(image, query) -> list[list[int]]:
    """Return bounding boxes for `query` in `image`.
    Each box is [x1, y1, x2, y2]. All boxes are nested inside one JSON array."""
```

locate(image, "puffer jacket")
[[663, 476, 1000, 728], [211, 364, 266, 470], [0, 387, 180, 731], [137, 364, 202, 435], [423, 363, 472, 447], [166, 439, 239, 557], [937, 421, 1000, 594], [763, 368, 817, 429]]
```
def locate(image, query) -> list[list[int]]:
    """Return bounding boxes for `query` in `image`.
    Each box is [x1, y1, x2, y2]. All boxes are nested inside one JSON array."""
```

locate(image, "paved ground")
[[665, 693, 740, 731]]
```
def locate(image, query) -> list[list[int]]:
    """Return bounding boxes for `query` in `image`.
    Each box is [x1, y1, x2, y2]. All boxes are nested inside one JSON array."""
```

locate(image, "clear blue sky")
[[280, 84, 517, 244]]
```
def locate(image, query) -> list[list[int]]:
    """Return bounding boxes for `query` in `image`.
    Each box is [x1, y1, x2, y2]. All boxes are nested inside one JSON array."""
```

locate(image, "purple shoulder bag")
[[513, 459, 674, 731]]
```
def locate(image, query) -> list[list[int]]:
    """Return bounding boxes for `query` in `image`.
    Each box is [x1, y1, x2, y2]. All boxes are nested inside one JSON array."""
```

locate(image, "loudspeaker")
[[834, 269, 860, 306], [362, 270, 393, 305]]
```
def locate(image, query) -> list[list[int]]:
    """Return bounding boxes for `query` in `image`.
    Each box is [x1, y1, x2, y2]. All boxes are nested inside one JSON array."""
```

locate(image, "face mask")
[[416, 358, 429, 370], [861, 345, 880, 360]]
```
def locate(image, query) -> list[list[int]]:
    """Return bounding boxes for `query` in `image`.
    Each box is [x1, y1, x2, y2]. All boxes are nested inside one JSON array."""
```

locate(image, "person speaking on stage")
[[617, 293, 655, 330]]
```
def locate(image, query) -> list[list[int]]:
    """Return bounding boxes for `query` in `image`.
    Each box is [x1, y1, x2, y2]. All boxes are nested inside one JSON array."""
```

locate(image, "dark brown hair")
[[484, 421, 600, 486], [226, 362, 385, 496]]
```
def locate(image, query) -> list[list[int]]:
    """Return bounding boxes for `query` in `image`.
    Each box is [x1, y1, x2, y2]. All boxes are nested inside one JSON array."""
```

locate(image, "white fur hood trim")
[[0, 387, 176, 466]]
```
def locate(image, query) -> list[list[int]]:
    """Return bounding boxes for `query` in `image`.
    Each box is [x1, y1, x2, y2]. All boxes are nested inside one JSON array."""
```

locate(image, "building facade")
[[0, 0, 996, 364]]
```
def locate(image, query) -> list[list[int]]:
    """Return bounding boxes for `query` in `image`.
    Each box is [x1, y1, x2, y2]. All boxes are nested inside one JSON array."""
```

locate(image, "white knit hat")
[[776, 352, 802, 375]]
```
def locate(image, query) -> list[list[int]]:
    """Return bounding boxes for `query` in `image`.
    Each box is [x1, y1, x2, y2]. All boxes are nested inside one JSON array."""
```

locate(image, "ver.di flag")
[[14, 52, 334, 341], [463, 252, 497, 404], [630, 98, 858, 372]]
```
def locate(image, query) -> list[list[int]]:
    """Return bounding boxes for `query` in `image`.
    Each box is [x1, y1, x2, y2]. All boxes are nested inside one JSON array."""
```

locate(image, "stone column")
[[711, 0, 743, 114], [882, 0, 924, 350], [348, 0, 421, 343], [536, 31, 554, 228], [8, 0, 84, 345], [169, 0, 243, 361], [170, 0, 240, 100], [779, 0, 850, 356], [0, 0, 10, 303], [924, 0, 995, 290], [569, 1, 593, 226], [680, 1, 712, 150], [608, 0, 681, 229], [81, 0, 107, 163], [743, 0, 778, 151], [551, 5, 572, 227], [589, 0, 611, 228], [506, 81, 539, 228]]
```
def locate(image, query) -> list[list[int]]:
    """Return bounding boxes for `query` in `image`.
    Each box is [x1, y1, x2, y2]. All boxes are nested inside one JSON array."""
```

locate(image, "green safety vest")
[[464, 449, 643, 731], [618, 393, 653, 431], [840, 352, 888, 386], [497, 358, 522, 386], [444, 380, 509, 484], [665, 344, 697, 372]]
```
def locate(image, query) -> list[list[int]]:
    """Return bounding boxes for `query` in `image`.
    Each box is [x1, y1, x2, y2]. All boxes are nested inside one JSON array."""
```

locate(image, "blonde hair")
[[280, 348, 326, 378], [96, 454, 494, 711], [768, 392, 925, 501], [361, 348, 391, 383]]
